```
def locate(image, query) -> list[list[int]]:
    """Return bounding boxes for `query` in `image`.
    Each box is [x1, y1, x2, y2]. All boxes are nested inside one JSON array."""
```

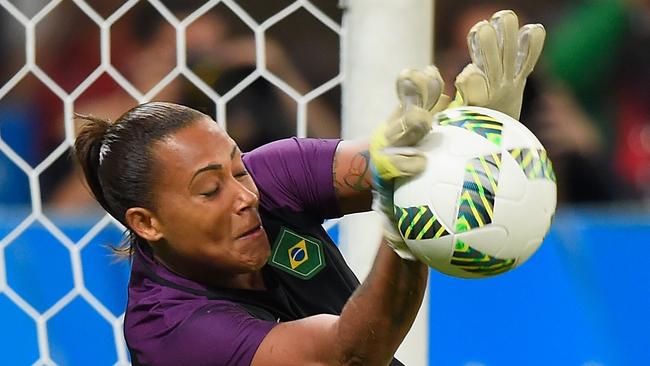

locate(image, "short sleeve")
[[135, 302, 277, 366], [243, 138, 342, 220]]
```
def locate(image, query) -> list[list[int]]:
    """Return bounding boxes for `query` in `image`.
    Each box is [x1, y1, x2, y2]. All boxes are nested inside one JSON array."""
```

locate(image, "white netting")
[[0, 1, 342, 364]]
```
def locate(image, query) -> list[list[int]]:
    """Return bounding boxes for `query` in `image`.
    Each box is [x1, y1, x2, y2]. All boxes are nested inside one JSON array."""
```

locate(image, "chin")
[[241, 236, 271, 271], [254, 244, 272, 269]]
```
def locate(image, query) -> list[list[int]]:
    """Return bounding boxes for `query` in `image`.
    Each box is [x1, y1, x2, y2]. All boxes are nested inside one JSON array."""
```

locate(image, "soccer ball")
[[393, 106, 557, 278]]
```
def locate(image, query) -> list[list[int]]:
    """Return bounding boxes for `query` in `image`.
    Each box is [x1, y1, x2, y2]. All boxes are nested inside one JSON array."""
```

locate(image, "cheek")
[[160, 196, 232, 247], [193, 206, 233, 242]]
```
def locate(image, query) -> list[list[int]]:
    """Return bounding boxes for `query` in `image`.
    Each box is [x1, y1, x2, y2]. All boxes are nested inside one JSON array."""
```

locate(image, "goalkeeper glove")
[[452, 10, 546, 120], [369, 66, 448, 260]]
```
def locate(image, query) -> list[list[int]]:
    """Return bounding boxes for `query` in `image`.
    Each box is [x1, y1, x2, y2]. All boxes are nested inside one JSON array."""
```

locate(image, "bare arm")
[[332, 140, 374, 214], [251, 241, 428, 366]]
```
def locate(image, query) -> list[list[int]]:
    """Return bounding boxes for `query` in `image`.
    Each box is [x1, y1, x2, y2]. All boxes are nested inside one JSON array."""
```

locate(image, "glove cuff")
[[376, 210, 418, 261], [385, 236, 417, 261]]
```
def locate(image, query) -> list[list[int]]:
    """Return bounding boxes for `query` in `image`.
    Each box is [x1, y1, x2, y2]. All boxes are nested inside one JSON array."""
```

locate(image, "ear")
[[125, 207, 163, 242]]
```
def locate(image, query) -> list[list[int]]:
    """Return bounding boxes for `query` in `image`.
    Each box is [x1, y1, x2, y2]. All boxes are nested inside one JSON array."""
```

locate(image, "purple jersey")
[[124, 138, 344, 366]]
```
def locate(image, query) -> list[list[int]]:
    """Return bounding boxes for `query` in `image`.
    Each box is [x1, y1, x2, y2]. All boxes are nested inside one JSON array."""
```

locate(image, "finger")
[[454, 63, 489, 107], [384, 148, 428, 176], [515, 24, 546, 79], [397, 66, 444, 112], [490, 10, 519, 80], [467, 20, 501, 87], [467, 21, 488, 72], [392, 107, 433, 147], [431, 94, 451, 114], [421, 65, 444, 111]]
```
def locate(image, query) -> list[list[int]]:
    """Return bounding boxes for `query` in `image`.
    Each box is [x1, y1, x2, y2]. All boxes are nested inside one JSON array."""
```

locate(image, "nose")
[[234, 179, 258, 214]]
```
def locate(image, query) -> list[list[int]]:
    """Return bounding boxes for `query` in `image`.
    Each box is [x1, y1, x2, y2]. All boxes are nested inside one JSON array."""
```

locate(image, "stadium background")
[[1, 0, 649, 365]]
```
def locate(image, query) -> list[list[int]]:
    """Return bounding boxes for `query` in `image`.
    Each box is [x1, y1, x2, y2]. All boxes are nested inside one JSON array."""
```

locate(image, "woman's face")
[[149, 117, 270, 277]]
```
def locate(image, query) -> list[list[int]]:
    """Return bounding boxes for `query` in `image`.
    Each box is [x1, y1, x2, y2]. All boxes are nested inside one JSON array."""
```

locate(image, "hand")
[[369, 66, 447, 260], [452, 10, 546, 120]]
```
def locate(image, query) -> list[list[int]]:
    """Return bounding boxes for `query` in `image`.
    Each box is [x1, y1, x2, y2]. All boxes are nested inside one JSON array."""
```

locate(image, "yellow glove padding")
[[453, 10, 546, 120], [370, 66, 449, 182]]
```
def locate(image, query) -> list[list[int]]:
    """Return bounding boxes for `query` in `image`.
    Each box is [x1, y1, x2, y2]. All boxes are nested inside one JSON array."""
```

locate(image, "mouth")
[[236, 225, 264, 240]]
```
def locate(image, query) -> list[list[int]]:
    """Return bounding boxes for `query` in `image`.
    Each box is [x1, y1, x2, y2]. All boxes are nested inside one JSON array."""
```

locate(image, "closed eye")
[[201, 186, 220, 197], [234, 170, 249, 179]]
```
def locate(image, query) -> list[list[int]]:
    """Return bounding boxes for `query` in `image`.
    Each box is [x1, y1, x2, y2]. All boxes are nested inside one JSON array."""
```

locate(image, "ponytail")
[[74, 114, 134, 258], [73, 114, 113, 215]]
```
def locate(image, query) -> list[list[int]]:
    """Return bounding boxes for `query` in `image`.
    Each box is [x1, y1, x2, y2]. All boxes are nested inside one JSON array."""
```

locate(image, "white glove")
[[453, 10, 546, 120]]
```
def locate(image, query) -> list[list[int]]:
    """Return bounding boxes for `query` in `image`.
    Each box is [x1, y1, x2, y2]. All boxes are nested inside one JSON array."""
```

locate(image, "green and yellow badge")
[[269, 227, 325, 279]]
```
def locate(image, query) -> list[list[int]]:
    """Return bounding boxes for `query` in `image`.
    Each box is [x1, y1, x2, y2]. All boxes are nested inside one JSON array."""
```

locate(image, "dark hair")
[[74, 102, 207, 257]]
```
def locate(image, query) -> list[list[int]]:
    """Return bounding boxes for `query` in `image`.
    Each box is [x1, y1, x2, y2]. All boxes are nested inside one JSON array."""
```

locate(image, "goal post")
[[339, 0, 434, 365]]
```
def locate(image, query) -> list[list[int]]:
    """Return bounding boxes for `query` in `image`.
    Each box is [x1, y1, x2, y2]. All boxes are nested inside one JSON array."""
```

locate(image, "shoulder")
[[243, 137, 340, 168], [242, 138, 342, 216], [126, 300, 277, 366]]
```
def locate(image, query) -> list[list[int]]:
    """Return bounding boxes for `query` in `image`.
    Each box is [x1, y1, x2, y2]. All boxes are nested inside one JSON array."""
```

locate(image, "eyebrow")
[[188, 145, 239, 187], [230, 145, 238, 159]]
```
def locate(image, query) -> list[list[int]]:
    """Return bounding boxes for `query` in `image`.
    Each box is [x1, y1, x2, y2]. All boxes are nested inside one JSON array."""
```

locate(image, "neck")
[[150, 247, 267, 291]]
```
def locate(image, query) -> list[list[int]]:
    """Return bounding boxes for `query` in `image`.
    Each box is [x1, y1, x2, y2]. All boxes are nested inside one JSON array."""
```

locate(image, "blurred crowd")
[[436, 0, 650, 204], [0, 0, 648, 214]]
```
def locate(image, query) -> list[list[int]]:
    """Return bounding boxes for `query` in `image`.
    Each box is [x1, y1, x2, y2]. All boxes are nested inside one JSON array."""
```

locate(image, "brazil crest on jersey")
[[269, 227, 325, 279]]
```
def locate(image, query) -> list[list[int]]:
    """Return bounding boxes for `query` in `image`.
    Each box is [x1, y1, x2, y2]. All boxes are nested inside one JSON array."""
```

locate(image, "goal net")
[[0, 1, 432, 365], [0, 1, 342, 364]]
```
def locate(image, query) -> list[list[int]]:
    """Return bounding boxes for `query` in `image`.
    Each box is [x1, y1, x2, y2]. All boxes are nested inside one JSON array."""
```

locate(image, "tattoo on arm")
[[345, 151, 372, 191], [334, 150, 372, 197]]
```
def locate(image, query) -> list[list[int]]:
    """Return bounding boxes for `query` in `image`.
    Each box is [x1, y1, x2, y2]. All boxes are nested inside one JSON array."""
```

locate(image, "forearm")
[[334, 241, 428, 365], [333, 141, 374, 214]]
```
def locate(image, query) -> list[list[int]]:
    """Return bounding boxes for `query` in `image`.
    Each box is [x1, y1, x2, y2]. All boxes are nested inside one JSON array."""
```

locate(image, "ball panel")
[[491, 180, 556, 260], [436, 107, 504, 147], [469, 106, 545, 152], [493, 150, 528, 201], [394, 205, 451, 240], [501, 123, 544, 152], [395, 147, 465, 231], [505, 120, 544, 151], [507, 148, 557, 182], [450, 238, 515, 277], [424, 182, 462, 232], [517, 238, 544, 265], [407, 235, 455, 272], [441, 126, 502, 160], [424, 234, 514, 279], [453, 224, 508, 256], [455, 153, 502, 233], [394, 177, 460, 235], [443, 227, 514, 278]]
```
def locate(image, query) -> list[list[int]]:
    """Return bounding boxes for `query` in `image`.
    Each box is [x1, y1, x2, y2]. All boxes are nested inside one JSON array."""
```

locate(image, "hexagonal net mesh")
[[0, 1, 342, 364]]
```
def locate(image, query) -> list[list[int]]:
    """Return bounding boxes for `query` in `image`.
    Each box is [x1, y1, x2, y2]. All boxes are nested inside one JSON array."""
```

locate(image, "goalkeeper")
[[74, 11, 543, 366]]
